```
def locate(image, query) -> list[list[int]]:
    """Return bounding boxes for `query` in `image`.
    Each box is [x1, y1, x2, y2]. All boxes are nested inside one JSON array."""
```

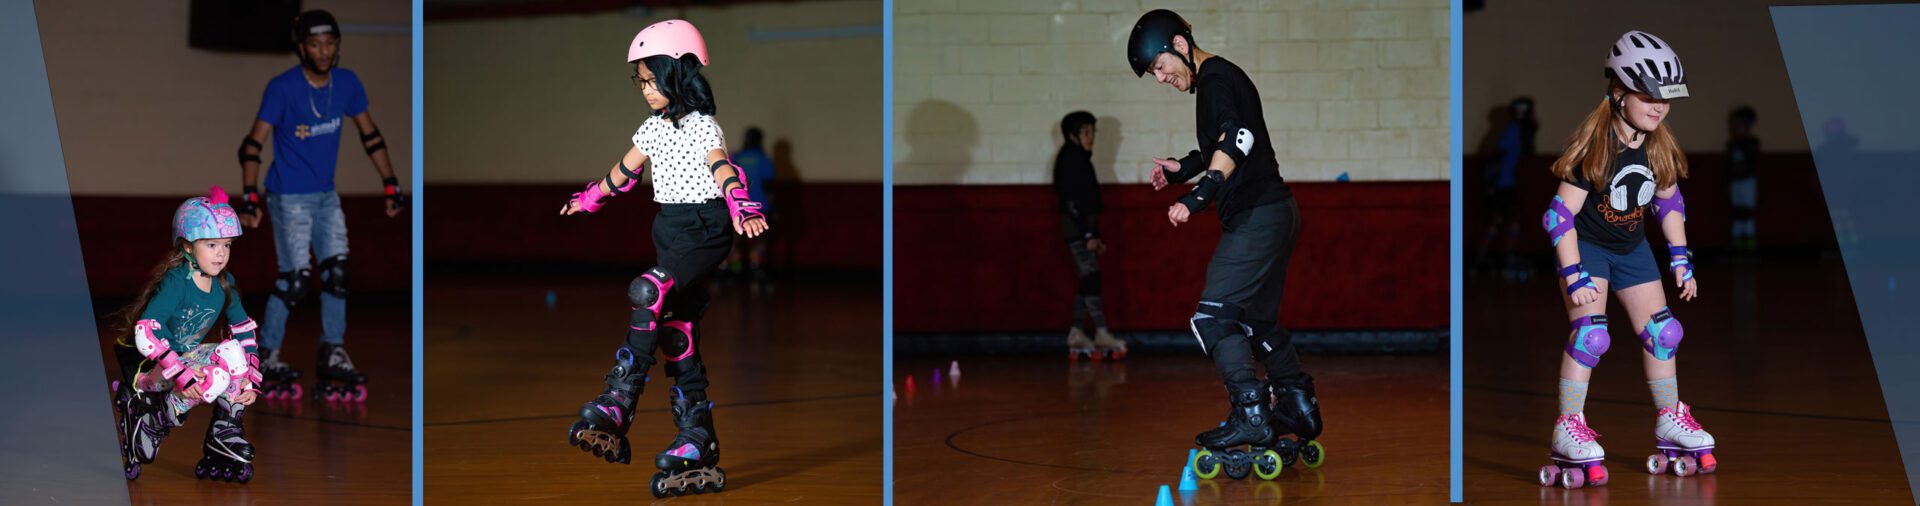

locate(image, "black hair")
[[1060, 111, 1096, 144], [1509, 96, 1538, 156], [1730, 106, 1757, 127], [743, 127, 764, 150], [641, 54, 716, 126]]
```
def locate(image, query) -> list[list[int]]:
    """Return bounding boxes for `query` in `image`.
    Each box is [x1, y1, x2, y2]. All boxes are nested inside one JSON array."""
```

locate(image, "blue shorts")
[[1576, 240, 1663, 291]]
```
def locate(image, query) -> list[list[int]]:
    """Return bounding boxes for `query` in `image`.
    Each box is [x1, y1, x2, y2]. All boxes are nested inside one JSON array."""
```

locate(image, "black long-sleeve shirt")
[[1168, 56, 1289, 220], [1053, 141, 1102, 240]]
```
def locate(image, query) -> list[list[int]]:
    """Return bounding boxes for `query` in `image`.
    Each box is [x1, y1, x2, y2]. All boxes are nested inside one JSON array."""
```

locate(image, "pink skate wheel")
[[1538, 465, 1560, 487], [291, 383, 304, 399], [1674, 455, 1697, 477], [1646, 454, 1669, 475], [1560, 467, 1585, 489], [353, 384, 368, 402], [1587, 464, 1608, 486], [1699, 452, 1717, 473]]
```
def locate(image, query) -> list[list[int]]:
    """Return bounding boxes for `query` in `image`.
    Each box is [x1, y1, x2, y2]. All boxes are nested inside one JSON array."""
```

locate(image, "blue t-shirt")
[[256, 66, 369, 194], [733, 147, 773, 212]]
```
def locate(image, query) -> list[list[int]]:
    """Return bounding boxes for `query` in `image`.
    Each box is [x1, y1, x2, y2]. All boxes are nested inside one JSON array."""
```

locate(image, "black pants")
[[625, 200, 733, 401], [1193, 198, 1306, 393]]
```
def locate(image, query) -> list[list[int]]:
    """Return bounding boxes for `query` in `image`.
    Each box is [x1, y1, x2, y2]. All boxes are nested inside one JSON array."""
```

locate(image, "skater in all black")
[[560, 19, 768, 498], [1536, 31, 1712, 490], [1127, 9, 1321, 481], [235, 10, 407, 403], [113, 187, 262, 483], [1052, 111, 1127, 361]]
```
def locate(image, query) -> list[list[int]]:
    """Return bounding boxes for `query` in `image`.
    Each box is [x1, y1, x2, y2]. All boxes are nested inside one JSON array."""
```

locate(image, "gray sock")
[[1648, 376, 1680, 411], [1558, 378, 1589, 416]]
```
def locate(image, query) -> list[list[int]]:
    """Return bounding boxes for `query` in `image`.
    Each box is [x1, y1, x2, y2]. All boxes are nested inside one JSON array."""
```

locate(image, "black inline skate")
[[194, 397, 254, 483], [651, 387, 725, 497], [117, 381, 179, 480], [1270, 379, 1326, 469], [568, 346, 648, 464], [255, 347, 304, 400], [1190, 388, 1284, 481], [314, 342, 367, 402]]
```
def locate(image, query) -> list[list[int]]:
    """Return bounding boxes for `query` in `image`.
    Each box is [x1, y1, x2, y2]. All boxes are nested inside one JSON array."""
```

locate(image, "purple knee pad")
[[1640, 307, 1684, 360], [1565, 314, 1611, 368]]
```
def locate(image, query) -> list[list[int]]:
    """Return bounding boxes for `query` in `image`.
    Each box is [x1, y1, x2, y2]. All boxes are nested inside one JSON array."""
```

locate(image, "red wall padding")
[[895, 182, 1449, 332], [73, 196, 413, 298], [424, 183, 882, 270], [1463, 153, 1838, 251]]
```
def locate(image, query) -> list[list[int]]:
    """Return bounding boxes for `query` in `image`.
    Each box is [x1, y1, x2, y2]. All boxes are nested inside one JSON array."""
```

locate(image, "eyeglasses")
[[631, 74, 656, 90]]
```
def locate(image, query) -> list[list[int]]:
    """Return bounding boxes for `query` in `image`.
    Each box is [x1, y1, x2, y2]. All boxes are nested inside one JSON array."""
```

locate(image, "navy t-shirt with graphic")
[[1567, 145, 1656, 254], [256, 66, 369, 194]]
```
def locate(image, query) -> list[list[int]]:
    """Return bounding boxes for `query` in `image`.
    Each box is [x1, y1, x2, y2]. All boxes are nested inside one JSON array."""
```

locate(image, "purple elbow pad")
[[1542, 196, 1575, 246], [1652, 187, 1686, 223]]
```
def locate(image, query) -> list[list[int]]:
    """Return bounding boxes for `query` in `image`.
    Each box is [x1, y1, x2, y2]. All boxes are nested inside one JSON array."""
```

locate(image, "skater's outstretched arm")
[[1653, 185, 1697, 301], [707, 148, 770, 238], [561, 147, 649, 215]]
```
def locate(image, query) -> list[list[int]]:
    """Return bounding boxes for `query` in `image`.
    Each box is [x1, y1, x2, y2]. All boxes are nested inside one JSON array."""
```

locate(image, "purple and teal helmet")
[[173, 186, 243, 243]]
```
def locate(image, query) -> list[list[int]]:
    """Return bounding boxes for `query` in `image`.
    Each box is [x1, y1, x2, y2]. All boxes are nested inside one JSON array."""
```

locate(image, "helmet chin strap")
[[1608, 92, 1647, 144], [181, 246, 206, 278]]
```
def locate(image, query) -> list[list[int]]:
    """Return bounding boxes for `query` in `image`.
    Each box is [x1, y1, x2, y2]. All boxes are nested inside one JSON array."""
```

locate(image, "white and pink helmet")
[[1605, 30, 1688, 100], [627, 19, 708, 66]]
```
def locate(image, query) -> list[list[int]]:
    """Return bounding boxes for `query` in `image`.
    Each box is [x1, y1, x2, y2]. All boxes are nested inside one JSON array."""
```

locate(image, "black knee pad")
[[318, 255, 348, 297], [1188, 300, 1251, 357], [273, 268, 312, 308], [1077, 271, 1101, 297]]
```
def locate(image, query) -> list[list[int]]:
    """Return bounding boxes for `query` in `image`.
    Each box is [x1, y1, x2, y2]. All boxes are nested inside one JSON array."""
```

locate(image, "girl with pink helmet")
[[1536, 30, 1713, 489], [111, 186, 264, 484], [560, 18, 767, 498]]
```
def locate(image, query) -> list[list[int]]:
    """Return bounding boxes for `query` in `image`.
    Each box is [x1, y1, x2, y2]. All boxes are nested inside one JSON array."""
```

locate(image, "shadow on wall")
[[901, 100, 978, 183]]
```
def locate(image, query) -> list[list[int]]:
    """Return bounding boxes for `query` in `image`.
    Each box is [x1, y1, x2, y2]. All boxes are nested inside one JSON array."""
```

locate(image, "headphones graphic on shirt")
[[1608, 164, 1656, 211]]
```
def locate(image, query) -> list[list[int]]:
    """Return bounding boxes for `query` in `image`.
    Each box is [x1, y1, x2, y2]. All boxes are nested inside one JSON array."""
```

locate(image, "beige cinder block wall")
[[426, 0, 884, 184], [894, 0, 1450, 185], [38, 0, 412, 196]]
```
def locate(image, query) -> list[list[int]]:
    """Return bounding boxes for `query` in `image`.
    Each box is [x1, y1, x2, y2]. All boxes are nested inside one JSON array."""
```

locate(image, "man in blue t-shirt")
[[233, 10, 405, 401]]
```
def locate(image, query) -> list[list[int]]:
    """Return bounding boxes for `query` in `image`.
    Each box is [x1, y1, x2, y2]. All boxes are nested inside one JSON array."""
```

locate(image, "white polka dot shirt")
[[631, 112, 726, 204]]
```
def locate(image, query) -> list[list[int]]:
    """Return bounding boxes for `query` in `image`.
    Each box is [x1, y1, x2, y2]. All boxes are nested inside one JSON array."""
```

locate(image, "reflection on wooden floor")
[[1466, 258, 1914, 504], [95, 293, 413, 505], [894, 353, 1449, 504], [424, 272, 884, 504]]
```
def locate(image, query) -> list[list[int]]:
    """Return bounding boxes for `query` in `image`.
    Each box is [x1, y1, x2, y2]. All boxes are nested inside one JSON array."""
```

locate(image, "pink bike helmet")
[[627, 19, 708, 66], [1605, 30, 1687, 100]]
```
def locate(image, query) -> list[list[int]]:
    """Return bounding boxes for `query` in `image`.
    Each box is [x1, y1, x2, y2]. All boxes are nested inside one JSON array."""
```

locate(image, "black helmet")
[[292, 10, 338, 44], [1127, 9, 1193, 78], [292, 10, 340, 73]]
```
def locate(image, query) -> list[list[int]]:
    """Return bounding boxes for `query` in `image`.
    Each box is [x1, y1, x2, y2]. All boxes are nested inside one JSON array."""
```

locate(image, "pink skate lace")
[[1664, 407, 1703, 432], [1560, 415, 1602, 443]]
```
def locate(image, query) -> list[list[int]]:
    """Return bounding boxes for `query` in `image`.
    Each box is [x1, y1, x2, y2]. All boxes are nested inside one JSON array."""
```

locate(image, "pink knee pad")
[[664, 321, 696, 362], [211, 340, 252, 396], [627, 268, 675, 331]]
